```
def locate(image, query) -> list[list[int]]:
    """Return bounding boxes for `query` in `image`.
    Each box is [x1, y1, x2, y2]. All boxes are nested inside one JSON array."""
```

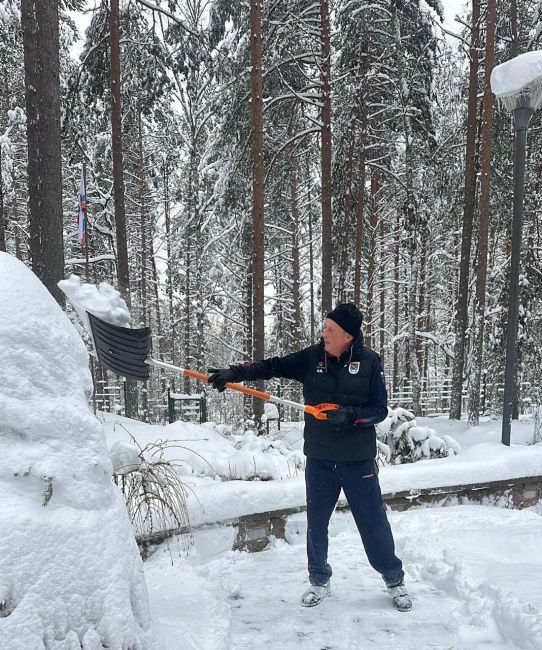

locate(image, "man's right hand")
[[207, 366, 243, 392]]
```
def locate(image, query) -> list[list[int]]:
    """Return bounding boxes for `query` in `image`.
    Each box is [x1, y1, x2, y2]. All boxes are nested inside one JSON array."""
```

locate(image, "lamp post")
[[491, 52, 542, 445]]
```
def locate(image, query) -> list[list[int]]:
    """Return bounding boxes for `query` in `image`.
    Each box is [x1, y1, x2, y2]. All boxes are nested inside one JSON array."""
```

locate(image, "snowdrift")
[[0, 253, 155, 650]]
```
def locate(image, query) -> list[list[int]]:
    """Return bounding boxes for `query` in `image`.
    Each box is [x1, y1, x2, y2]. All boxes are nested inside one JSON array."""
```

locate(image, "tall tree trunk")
[[508, 0, 524, 422], [12, 168, 22, 260], [138, 108, 147, 327], [417, 228, 428, 374], [468, 0, 496, 426], [245, 253, 254, 421], [353, 56, 370, 306], [290, 157, 302, 352], [392, 0, 421, 415], [21, 0, 64, 304], [319, 0, 333, 314], [250, 0, 265, 426], [308, 200, 316, 342], [151, 239, 167, 396], [366, 171, 379, 349], [192, 139, 204, 378], [379, 215, 385, 361], [338, 111, 357, 302], [110, 0, 136, 417], [163, 161, 175, 376], [449, 0, 480, 420], [510, 0, 518, 57], [183, 159, 193, 394], [137, 109, 149, 420], [393, 211, 400, 394], [110, 0, 130, 303], [0, 140, 5, 252]]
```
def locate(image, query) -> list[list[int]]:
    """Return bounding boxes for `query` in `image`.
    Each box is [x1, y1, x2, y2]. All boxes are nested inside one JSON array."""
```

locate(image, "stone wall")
[[137, 475, 542, 555], [232, 475, 542, 552]]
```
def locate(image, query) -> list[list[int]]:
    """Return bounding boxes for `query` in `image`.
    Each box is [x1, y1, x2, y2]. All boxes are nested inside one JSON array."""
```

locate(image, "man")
[[208, 303, 411, 612]]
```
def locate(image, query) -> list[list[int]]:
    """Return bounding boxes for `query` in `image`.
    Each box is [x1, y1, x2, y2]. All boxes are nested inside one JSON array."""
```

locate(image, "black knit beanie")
[[326, 303, 363, 338]]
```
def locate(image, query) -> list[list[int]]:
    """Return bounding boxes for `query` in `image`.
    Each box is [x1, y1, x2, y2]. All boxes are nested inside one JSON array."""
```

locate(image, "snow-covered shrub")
[[110, 433, 192, 551], [376, 407, 461, 464], [225, 430, 305, 481], [106, 416, 304, 483]]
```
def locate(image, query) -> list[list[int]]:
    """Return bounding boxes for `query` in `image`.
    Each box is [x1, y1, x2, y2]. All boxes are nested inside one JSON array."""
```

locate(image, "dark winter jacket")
[[239, 333, 388, 462]]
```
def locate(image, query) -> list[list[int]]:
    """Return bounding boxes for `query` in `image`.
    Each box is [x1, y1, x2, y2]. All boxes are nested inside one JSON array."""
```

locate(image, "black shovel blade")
[[87, 312, 152, 381]]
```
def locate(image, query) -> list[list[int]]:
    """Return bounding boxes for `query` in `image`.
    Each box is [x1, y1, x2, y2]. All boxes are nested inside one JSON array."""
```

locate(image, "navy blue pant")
[[305, 457, 404, 587]]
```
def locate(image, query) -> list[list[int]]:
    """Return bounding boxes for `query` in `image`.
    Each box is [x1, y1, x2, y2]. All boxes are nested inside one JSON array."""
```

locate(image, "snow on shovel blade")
[[88, 312, 152, 380]]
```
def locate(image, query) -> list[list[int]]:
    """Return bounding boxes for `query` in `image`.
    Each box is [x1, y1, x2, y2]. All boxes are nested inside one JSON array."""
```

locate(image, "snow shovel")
[[86, 312, 338, 420]]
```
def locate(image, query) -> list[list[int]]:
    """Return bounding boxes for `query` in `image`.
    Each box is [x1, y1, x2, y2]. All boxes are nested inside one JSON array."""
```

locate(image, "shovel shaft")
[[146, 358, 337, 419], [147, 358, 274, 403]]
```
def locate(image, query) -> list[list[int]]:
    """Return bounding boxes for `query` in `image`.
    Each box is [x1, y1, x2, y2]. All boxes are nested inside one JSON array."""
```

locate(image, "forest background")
[[0, 0, 541, 430]]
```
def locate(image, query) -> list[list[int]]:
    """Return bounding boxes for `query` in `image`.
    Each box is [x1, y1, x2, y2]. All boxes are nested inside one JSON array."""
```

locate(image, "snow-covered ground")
[[101, 411, 542, 648], [3, 259, 542, 649], [102, 412, 542, 528], [55, 269, 542, 650], [144, 505, 542, 650]]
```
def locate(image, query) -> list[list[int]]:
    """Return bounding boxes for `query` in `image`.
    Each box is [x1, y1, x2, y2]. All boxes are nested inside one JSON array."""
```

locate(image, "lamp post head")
[[491, 51, 542, 115]]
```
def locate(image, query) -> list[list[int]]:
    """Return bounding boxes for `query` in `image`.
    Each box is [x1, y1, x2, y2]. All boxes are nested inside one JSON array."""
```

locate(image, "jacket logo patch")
[[316, 361, 326, 374], [348, 362, 360, 374]]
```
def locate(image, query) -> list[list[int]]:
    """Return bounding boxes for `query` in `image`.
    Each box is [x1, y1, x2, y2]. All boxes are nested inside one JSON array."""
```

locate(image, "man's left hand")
[[326, 406, 356, 424]]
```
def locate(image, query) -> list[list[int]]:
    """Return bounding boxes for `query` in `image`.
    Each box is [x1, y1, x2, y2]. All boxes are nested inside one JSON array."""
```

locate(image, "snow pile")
[[226, 429, 304, 480], [143, 505, 542, 649], [377, 407, 461, 463], [261, 402, 279, 423], [104, 415, 305, 482], [398, 507, 542, 650], [109, 440, 143, 475], [58, 274, 131, 329], [0, 253, 155, 650]]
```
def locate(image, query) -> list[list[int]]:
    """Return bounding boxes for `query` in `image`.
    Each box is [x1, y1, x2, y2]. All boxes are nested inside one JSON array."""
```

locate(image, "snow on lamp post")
[[491, 51, 542, 446]]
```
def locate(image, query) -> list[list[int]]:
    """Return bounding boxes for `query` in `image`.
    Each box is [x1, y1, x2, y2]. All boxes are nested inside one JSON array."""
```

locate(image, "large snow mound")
[[0, 253, 155, 649]]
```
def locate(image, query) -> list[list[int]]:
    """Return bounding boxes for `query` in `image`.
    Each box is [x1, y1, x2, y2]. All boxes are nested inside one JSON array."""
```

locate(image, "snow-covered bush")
[[106, 416, 304, 485], [376, 407, 461, 464], [109, 436, 192, 551], [225, 429, 305, 481]]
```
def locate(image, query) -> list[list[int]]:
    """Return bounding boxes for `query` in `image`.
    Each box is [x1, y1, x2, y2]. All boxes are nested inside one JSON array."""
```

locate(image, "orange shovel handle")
[[182, 368, 336, 419], [304, 403, 339, 420], [183, 369, 271, 401]]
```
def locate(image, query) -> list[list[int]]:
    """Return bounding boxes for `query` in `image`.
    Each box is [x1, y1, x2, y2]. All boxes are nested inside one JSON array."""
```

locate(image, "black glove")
[[207, 365, 245, 392], [326, 405, 356, 425]]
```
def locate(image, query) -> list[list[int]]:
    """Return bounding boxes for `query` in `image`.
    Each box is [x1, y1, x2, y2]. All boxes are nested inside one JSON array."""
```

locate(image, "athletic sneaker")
[[387, 581, 412, 612], [300, 582, 330, 607]]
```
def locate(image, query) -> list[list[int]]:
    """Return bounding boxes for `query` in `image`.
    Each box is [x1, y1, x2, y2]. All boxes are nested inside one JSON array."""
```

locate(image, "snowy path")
[[220, 534, 465, 650], [145, 506, 542, 650]]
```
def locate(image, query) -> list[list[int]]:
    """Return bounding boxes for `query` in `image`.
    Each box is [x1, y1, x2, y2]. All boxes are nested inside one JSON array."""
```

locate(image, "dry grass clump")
[[112, 425, 192, 555]]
